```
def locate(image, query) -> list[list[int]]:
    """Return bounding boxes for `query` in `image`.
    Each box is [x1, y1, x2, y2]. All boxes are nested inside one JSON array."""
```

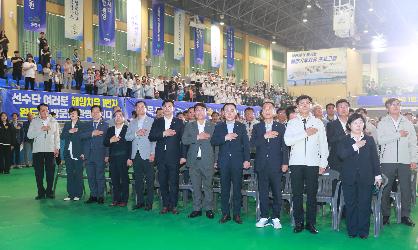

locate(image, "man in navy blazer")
[[80, 105, 109, 204], [251, 102, 289, 229], [326, 99, 350, 172], [149, 99, 186, 214], [211, 103, 251, 224]]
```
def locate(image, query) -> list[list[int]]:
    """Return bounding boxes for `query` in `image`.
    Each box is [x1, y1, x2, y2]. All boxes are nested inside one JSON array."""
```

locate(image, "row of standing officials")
[[9, 94, 416, 239]]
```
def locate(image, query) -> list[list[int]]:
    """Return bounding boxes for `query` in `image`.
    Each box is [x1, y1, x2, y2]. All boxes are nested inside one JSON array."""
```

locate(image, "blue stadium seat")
[[6, 59, 12, 68], [37, 64, 43, 72], [34, 56, 39, 63], [86, 57, 93, 63]]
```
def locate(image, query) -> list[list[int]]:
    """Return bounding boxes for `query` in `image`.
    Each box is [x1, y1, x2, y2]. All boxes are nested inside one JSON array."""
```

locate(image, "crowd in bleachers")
[[0, 31, 294, 108]]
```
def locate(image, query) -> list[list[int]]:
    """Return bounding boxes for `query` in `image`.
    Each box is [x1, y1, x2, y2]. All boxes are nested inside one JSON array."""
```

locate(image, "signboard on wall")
[[287, 48, 347, 86]]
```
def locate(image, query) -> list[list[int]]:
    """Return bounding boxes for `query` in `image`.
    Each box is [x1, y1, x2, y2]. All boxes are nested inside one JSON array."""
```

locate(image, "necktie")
[[302, 119, 307, 130], [93, 122, 98, 130]]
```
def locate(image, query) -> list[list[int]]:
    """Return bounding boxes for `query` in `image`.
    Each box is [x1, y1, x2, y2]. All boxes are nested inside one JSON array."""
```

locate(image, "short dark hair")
[[295, 95, 312, 105], [37, 103, 49, 111], [91, 105, 102, 112], [187, 107, 195, 112], [113, 110, 124, 117], [50, 112, 56, 117], [346, 113, 366, 132], [66, 58, 70, 61], [244, 107, 254, 113], [355, 107, 367, 114], [285, 106, 297, 120], [336, 99, 350, 107], [156, 108, 163, 113], [176, 112, 183, 118], [223, 103, 236, 110], [385, 98, 400, 108], [68, 107, 81, 117], [194, 103, 206, 110], [14, 50, 19, 54], [262, 101, 275, 109], [211, 111, 219, 116], [135, 100, 147, 107], [277, 107, 285, 113], [12, 112, 19, 117], [326, 103, 335, 109], [162, 99, 174, 107], [349, 108, 355, 113]]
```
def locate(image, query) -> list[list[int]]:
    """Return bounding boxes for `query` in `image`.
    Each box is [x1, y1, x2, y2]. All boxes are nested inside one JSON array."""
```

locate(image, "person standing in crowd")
[[22, 113, 34, 168], [211, 111, 220, 124], [106, 73, 117, 97], [81, 105, 109, 204], [244, 107, 259, 140], [116, 73, 126, 97], [84, 68, 94, 95], [252, 102, 289, 229], [104, 110, 131, 207], [155, 108, 163, 119], [125, 75, 134, 97], [284, 95, 329, 234], [11, 51, 24, 88], [61, 107, 84, 201], [144, 80, 154, 99], [211, 103, 251, 224], [97, 74, 108, 96], [38, 32, 48, 62], [324, 103, 337, 126], [149, 100, 186, 214], [144, 55, 152, 76], [312, 104, 326, 125], [10, 113, 24, 169], [53, 64, 64, 92], [337, 113, 382, 239], [27, 103, 60, 199], [23, 55, 37, 90], [276, 107, 287, 125], [0, 31, 9, 58], [42, 62, 53, 92], [63, 58, 74, 90], [182, 103, 216, 219], [327, 99, 350, 172], [40, 44, 51, 68], [71, 49, 79, 65], [0, 112, 16, 174], [355, 108, 378, 144], [73, 60, 83, 90], [126, 101, 155, 211], [377, 98, 417, 227]]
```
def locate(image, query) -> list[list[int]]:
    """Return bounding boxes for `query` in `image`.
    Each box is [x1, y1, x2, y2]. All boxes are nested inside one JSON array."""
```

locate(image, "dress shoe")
[[109, 202, 118, 206], [46, 194, 55, 199], [219, 214, 231, 224], [144, 204, 153, 211], [349, 235, 357, 238], [132, 204, 144, 210], [172, 207, 180, 214], [383, 216, 390, 225], [118, 202, 127, 207], [85, 197, 97, 204], [160, 207, 169, 214], [305, 224, 319, 234], [97, 197, 104, 204], [233, 215, 243, 224], [188, 211, 202, 218], [293, 223, 304, 233], [206, 210, 215, 219], [359, 235, 368, 239], [35, 194, 46, 200], [401, 217, 415, 227]]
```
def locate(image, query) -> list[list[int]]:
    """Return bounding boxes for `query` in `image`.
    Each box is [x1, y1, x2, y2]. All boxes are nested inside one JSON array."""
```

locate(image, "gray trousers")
[[381, 163, 411, 217], [23, 142, 33, 166], [86, 160, 105, 198], [190, 159, 214, 211]]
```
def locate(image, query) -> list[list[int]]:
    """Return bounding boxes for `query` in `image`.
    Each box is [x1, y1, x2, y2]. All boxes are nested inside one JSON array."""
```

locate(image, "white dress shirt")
[[197, 121, 205, 157]]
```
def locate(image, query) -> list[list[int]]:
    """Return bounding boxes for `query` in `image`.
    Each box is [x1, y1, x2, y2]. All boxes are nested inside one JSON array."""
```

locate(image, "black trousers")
[[11, 144, 20, 165], [55, 83, 63, 92], [258, 167, 283, 219], [290, 165, 319, 226], [220, 164, 243, 216], [33, 152, 55, 196], [12, 71, 22, 85], [75, 77, 83, 90], [158, 162, 179, 208], [44, 80, 52, 92], [342, 180, 373, 237], [65, 156, 84, 198], [109, 155, 129, 203], [85, 84, 93, 95], [133, 154, 155, 206], [25, 77, 35, 90], [0, 145, 12, 173]]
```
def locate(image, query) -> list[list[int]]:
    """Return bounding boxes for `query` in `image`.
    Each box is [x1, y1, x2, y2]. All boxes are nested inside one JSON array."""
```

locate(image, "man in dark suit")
[[182, 103, 216, 219], [81, 105, 109, 204], [251, 102, 289, 229], [211, 103, 251, 224], [149, 99, 186, 214], [326, 99, 350, 172]]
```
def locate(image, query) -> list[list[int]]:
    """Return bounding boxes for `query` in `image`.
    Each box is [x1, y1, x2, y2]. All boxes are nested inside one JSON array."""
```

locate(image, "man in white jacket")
[[27, 103, 60, 200], [284, 95, 329, 234], [377, 98, 417, 227]]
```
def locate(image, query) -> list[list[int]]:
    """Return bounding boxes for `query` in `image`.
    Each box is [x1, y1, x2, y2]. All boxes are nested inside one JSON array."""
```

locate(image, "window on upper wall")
[[223, 35, 243, 54], [249, 42, 268, 60], [272, 50, 285, 63]]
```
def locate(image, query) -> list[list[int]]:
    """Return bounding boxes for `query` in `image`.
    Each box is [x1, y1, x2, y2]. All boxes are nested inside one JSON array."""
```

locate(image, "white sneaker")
[[63, 197, 71, 201], [256, 218, 270, 228], [73, 197, 80, 201], [272, 218, 282, 229]]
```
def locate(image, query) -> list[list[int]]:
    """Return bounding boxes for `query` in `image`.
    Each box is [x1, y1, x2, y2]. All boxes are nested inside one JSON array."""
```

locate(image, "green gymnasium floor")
[[1, 168, 417, 250]]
